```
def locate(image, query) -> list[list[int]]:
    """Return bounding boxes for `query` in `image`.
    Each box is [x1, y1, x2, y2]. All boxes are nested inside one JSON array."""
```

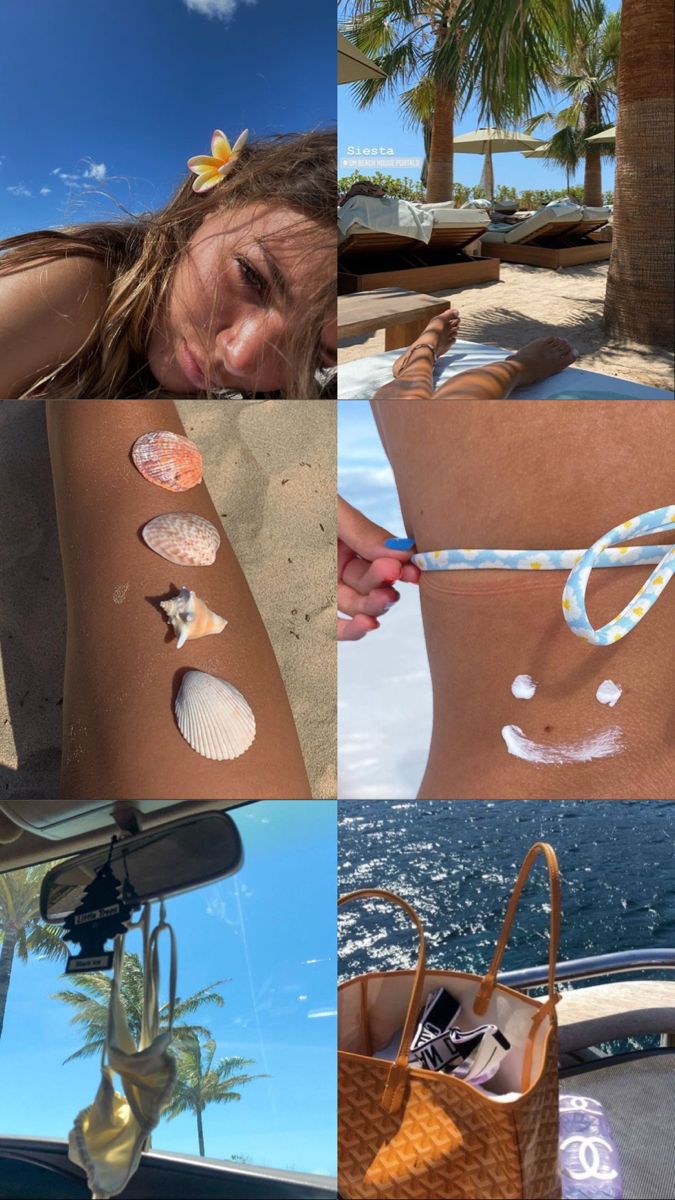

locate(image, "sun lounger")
[[338, 198, 499, 293], [481, 202, 613, 269], [338, 340, 674, 400]]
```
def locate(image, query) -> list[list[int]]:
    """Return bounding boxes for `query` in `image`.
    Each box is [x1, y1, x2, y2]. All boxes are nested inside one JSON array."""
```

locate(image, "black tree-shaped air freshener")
[[62, 858, 134, 974]]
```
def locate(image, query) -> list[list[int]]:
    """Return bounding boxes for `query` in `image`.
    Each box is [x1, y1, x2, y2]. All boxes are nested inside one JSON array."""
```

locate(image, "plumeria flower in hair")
[[187, 128, 249, 193]]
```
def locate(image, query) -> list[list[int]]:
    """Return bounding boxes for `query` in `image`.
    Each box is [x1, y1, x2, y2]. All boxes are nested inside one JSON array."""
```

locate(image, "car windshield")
[[0, 800, 336, 1178]]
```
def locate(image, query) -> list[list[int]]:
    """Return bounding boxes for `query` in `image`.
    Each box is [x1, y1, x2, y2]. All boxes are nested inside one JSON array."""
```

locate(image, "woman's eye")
[[236, 256, 268, 297]]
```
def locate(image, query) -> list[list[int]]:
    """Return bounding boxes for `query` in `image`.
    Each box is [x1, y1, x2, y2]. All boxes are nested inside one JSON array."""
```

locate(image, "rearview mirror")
[[40, 810, 243, 923]]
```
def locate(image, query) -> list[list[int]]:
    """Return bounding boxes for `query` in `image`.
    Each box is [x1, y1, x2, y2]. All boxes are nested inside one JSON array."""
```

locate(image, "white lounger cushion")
[[338, 196, 435, 244], [338, 341, 674, 400], [338, 197, 490, 244], [581, 205, 612, 222], [482, 201, 584, 244], [420, 205, 489, 230]]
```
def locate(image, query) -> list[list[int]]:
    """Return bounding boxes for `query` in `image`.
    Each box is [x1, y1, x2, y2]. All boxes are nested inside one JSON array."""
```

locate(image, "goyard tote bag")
[[338, 841, 562, 1200]]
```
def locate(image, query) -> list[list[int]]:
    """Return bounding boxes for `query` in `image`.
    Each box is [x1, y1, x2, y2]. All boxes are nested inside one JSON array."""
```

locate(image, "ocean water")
[[339, 800, 675, 987]]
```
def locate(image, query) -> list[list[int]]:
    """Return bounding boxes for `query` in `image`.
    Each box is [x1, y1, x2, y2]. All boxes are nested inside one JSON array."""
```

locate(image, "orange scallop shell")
[[131, 430, 203, 492]]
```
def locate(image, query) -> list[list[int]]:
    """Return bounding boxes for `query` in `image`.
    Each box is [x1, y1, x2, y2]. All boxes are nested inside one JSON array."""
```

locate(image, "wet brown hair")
[[0, 129, 337, 398]]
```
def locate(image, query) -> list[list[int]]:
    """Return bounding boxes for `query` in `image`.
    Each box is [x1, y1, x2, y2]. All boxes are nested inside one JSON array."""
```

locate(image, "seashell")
[[160, 586, 227, 649], [142, 513, 220, 566], [131, 430, 203, 492], [175, 670, 256, 760]]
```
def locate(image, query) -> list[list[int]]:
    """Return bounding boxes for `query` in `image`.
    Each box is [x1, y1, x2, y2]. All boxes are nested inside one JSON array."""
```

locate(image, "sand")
[[0, 399, 336, 801], [338, 262, 675, 391]]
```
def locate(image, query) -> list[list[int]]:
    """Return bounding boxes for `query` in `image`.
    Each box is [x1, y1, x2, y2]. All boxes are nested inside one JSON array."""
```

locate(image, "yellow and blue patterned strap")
[[386, 506, 675, 646]]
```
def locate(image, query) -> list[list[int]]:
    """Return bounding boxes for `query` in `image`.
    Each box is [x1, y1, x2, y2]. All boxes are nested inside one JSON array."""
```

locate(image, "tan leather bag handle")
[[339, 888, 426, 1113], [340, 844, 561, 1108], [474, 842, 561, 1017]]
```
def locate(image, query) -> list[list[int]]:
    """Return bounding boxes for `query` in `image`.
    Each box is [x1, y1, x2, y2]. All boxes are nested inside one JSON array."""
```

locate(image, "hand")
[[338, 496, 420, 642]]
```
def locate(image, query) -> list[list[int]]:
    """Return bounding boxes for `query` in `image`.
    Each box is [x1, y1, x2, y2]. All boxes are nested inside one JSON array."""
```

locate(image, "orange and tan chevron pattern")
[[339, 1028, 561, 1199]]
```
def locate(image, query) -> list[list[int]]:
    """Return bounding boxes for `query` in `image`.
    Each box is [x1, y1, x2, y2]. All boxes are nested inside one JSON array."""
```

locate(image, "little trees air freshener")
[[62, 861, 134, 973]]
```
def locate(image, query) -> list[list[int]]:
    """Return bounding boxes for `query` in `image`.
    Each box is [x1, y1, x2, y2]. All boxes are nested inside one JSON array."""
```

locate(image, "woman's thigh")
[[47, 399, 311, 800], [371, 399, 675, 800]]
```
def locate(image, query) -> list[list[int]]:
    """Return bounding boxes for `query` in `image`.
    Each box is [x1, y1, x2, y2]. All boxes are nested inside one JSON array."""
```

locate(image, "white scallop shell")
[[160, 587, 227, 649], [142, 512, 220, 566], [175, 670, 256, 760]]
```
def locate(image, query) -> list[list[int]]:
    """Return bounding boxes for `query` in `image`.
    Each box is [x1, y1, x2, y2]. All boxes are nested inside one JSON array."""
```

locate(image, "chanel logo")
[[560, 1135, 619, 1181], [559, 1094, 603, 1114]]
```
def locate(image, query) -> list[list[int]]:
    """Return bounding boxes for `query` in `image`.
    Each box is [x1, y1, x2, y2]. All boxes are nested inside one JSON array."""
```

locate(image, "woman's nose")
[[214, 311, 283, 382]]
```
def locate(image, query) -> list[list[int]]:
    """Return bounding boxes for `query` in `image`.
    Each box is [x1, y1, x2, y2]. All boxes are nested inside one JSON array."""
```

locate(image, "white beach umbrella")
[[338, 33, 387, 84], [522, 142, 552, 158], [452, 127, 545, 203], [585, 125, 616, 144]]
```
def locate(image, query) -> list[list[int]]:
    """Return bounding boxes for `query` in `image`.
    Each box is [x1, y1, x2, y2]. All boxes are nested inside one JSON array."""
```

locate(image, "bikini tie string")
[[387, 505, 675, 646]]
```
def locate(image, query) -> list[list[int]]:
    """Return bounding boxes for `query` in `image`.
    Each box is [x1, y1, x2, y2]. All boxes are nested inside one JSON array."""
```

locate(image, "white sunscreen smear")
[[596, 679, 622, 707], [511, 674, 537, 699], [501, 724, 624, 765]]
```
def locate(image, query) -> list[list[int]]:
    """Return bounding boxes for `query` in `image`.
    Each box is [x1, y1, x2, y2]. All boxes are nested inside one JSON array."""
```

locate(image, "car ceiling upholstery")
[[0, 800, 252, 872]]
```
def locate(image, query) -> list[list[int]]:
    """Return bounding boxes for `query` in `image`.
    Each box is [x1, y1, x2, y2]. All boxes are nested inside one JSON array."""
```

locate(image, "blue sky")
[[338, 401, 431, 799], [0, 0, 335, 237], [0, 800, 336, 1177], [339, 0, 620, 195]]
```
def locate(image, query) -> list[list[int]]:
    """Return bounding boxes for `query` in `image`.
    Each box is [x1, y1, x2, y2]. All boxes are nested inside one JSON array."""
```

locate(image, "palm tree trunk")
[[426, 82, 455, 202], [425, 9, 457, 204], [604, 0, 675, 347], [196, 1106, 205, 1158], [583, 96, 603, 207], [0, 928, 18, 1041]]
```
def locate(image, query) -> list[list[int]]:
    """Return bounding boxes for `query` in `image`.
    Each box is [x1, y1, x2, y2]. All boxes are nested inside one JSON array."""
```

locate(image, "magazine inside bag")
[[339, 971, 551, 1097]]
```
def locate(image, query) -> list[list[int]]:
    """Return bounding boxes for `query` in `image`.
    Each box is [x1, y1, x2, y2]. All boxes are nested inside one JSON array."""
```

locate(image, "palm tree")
[[163, 1030, 266, 1158], [525, 2, 620, 206], [432, 0, 672, 348], [604, 0, 674, 347], [343, 1, 463, 203], [0, 865, 67, 1041], [342, 1, 596, 203], [52, 951, 227, 1063]]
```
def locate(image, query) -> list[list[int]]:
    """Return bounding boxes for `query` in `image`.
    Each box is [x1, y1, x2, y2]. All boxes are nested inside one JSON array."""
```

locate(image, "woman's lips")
[[177, 339, 207, 391]]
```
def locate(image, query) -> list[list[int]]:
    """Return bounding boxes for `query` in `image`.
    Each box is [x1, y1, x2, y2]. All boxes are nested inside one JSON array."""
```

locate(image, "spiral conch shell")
[[160, 587, 227, 649], [131, 430, 203, 492], [142, 512, 220, 566], [175, 670, 256, 760]]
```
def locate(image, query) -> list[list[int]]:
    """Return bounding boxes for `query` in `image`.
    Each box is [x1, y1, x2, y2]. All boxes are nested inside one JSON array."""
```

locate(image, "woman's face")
[[147, 202, 336, 395]]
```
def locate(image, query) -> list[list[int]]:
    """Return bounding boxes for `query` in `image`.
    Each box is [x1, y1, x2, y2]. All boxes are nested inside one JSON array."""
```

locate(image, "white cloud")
[[48, 162, 108, 189], [7, 183, 32, 197], [307, 1008, 338, 1019], [183, 0, 256, 18], [40, 187, 51, 195]]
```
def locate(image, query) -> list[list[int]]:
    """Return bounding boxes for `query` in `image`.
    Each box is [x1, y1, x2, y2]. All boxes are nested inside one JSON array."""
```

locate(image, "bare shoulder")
[[0, 255, 109, 397]]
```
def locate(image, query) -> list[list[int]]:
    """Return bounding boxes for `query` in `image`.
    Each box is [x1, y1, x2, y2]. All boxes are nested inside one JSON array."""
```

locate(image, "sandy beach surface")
[[338, 262, 675, 391], [0, 399, 336, 802]]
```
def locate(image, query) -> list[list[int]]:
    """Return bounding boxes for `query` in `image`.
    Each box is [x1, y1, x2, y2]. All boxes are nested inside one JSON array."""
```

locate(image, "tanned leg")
[[47, 400, 311, 800]]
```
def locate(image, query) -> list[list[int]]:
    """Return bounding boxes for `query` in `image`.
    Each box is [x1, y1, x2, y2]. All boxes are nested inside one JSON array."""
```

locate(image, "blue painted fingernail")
[[385, 537, 416, 550]]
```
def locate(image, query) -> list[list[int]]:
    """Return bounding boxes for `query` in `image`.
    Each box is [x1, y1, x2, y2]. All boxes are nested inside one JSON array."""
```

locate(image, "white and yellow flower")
[[188, 129, 249, 193]]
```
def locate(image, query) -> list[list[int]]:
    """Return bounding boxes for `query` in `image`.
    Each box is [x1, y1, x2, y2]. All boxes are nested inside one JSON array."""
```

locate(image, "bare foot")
[[393, 306, 460, 377], [506, 337, 578, 388]]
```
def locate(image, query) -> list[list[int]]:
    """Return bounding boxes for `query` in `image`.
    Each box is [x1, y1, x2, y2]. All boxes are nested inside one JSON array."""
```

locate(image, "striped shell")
[[131, 430, 202, 492], [175, 670, 256, 760], [142, 513, 220, 566]]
